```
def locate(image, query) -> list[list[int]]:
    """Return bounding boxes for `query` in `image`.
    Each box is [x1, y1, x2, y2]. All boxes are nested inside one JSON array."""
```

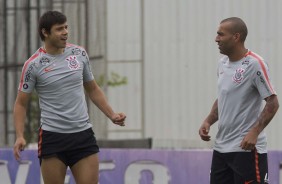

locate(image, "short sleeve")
[[82, 49, 95, 82], [18, 60, 37, 93], [252, 60, 276, 99]]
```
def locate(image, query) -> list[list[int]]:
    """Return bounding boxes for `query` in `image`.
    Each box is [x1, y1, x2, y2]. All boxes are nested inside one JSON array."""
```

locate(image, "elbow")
[[273, 96, 279, 114], [275, 95, 279, 109], [265, 95, 279, 114], [276, 100, 279, 112]]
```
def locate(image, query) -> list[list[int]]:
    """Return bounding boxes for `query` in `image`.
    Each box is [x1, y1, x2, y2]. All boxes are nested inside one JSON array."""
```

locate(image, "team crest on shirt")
[[66, 56, 80, 70], [232, 68, 245, 83]]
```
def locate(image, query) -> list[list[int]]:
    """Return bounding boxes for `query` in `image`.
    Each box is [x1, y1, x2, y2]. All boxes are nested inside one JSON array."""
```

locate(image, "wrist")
[[251, 126, 261, 136], [16, 133, 24, 139]]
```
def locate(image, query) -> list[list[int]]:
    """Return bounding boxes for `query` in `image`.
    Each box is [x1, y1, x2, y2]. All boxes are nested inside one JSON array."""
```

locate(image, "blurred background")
[[1, 0, 282, 151]]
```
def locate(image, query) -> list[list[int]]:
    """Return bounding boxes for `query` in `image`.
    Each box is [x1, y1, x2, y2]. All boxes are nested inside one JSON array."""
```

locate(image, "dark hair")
[[221, 17, 248, 42], [38, 11, 67, 41]]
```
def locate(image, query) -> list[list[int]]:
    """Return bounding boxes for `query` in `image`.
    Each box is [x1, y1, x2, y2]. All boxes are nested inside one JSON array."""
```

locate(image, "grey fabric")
[[19, 44, 94, 133], [214, 50, 276, 153]]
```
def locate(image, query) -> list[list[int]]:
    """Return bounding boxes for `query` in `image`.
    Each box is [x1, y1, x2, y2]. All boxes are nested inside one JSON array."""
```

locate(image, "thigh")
[[210, 151, 234, 184], [233, 150, 268, 184], [64, 128, 99, 167], [39, 128, 99, 167], [71, 153, 99, 184], [41, 157, 67, 184]]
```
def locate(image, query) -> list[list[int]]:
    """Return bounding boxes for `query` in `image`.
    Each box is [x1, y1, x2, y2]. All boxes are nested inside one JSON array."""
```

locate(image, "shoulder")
[[218, 56, 228, 65], [245, 51, 268, 69], [23, 48, 46, 68], [66, 43, 87, 54], [221, 55, 228, 60], [65, 43, 89, 63]]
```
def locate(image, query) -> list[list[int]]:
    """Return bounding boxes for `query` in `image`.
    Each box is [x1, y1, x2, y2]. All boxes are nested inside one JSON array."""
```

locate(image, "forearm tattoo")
[[257, 95, 279, 130]]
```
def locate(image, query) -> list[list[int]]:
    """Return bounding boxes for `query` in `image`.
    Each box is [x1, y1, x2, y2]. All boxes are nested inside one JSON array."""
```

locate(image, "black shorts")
[[210, 150, 268, 184], [38, 128, 99, 167]]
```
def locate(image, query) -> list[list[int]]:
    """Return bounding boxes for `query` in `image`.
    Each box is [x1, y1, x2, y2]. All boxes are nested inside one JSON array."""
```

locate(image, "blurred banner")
[[0, 149, 281, 184]]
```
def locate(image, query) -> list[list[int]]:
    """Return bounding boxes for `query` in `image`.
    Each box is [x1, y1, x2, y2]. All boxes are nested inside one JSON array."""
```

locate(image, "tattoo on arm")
[[256, 95, 279, 132]]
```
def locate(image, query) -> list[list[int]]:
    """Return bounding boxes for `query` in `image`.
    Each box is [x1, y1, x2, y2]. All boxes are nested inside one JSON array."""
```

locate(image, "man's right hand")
[[199, 121, 211, 141], [13, 137, 26, 161]]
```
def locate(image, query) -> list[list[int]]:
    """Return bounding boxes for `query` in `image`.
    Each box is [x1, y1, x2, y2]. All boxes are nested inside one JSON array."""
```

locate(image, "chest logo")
[[66, 56, 80, 70], [44, 64, 56, 73], [233, 68, 245, 83]]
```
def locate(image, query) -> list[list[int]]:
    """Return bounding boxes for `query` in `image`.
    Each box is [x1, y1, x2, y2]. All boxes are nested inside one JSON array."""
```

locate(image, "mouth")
[[61, 37, 68, 42]]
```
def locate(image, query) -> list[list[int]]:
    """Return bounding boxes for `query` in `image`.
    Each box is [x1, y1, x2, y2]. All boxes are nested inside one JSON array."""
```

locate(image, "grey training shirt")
[[215, 50, 276, 153], [19, 44, 94, 133]]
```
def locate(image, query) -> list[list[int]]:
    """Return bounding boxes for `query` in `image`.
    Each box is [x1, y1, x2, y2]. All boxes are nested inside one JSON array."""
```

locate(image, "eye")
[[56, 27, 63, 31]]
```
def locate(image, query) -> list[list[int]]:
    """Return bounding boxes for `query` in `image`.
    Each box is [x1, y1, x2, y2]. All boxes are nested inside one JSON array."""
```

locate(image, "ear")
[[42, 28, 49, 38], [233, 33, 241, 42]]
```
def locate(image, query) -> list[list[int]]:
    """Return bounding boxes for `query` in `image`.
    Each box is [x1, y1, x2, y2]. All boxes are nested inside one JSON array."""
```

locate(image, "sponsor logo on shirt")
[[242, 60, 250, 66], [257, 71, 265, 83], [72, 48, 81, 55], [25, 64, 35, 82], [232, 68, 245, 83], [23, 83, 28, 89], [40, 57, 50, 65], [257, 71, 271, 93], [264, 173, 269, 183], [257, 71, 261, 76], [66, 56, 80, 70], [44, 67, 52, 72]]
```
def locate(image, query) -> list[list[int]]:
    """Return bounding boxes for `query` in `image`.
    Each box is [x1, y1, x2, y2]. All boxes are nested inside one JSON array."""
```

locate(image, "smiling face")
[[215, 21, 237, 56], [43, 22, 68, 49]]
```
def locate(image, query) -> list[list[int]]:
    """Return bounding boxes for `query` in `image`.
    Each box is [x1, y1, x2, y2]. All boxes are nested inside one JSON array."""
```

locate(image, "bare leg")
[[71, 153, 99, 184], [41, 157, 67, 184]]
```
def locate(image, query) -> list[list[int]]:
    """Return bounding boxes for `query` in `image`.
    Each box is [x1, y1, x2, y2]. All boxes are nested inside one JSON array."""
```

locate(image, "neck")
[[43, 43, 64, 55], [228, 47, 248, 62]]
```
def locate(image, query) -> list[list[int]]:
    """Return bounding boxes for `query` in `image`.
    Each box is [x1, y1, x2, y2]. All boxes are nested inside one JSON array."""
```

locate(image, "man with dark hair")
[[38, 10, 67, 41], [199, 17, 279, 184], [13, 10, 126, 184]]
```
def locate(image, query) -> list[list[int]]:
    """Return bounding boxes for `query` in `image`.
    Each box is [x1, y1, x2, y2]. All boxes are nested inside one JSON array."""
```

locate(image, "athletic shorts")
[[38, 128, 100, 167], [210, 150, 268, 184]]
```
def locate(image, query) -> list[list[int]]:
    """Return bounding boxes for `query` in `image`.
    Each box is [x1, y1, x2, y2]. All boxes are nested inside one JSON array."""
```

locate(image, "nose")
[[63, 28, 68, 35], [215, 35, 219, 43]]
